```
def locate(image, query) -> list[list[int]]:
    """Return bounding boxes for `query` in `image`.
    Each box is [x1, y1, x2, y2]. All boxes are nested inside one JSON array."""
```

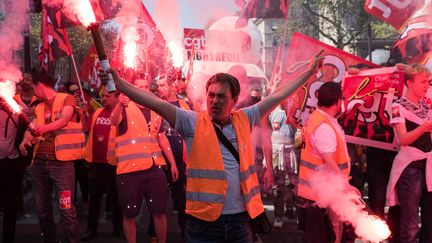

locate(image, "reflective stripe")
[[244, 185, 260, 203], [116, 151, 163, 163], [338, 162, 349, 170], [116, 137, 155, 148], [301, 160, 349, 171], [187, 169, 226, 180], [300, 160, 319, 170], [56, 128, 83, 135], [56, 142, 85, 151], [239, 165, 257, 181], [298, 178, 311, 188], [186, 191, 225, 203]]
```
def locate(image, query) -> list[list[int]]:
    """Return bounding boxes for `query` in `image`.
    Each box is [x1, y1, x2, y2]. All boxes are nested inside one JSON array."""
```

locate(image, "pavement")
[[1, 190, 304, 243]]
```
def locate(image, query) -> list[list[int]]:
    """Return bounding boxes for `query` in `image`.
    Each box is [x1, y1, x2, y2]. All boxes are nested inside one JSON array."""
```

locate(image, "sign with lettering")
[[183, 28, 252, 63], [341, 67, 405, 150], [282, 32, 379, 127]]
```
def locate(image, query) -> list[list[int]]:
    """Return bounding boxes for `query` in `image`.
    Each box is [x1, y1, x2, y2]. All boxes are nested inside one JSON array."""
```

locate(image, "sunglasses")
[[69, 89, 80, 95]]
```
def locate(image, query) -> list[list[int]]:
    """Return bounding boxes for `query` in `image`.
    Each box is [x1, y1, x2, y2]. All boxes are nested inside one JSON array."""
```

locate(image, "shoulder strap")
[[212, 123, 240, 163]]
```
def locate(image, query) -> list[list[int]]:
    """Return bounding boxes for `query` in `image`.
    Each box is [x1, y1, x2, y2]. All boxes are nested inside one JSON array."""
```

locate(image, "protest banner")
[[341, 67, 405, 151], [282, 32, 379, 127], [183, 28, 254, 63]]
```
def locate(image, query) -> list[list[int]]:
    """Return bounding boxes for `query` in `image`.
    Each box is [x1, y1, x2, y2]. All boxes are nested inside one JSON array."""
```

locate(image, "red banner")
[[364, 0, 423, 31], [341, 67, 405, 150], [283, 32, 379, 126]]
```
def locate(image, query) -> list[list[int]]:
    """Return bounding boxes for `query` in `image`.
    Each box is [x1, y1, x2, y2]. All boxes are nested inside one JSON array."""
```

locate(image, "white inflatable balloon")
[[209, 16, 262, 65]]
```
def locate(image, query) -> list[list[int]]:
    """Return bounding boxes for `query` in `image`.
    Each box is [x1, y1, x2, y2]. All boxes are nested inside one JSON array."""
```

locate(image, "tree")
[[299, 0, 369, 50]]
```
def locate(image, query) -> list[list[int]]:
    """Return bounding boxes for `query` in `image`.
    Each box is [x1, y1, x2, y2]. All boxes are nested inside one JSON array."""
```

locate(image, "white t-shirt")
[[310, 109, 348, 158]]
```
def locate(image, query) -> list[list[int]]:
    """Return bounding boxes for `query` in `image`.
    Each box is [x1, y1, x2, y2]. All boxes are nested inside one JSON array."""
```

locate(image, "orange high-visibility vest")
[[186, 111, 264, 221], [298, 110, 350, 201], [114, 102, 165, 174], [84, 108, 116, 165], [14, 93, 37, 107], [33, 93, 85, 162]]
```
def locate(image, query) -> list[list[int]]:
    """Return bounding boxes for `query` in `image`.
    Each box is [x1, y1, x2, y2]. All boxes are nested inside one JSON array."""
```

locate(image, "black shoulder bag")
[[212, 123, 272, 234]]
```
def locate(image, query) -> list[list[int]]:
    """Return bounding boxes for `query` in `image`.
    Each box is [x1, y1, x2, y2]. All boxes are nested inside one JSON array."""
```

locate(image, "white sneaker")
[[273, 218, 283, 228]]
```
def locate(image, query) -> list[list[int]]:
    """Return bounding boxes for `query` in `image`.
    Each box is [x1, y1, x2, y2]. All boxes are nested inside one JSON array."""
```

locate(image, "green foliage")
[[370, 20, 399, 39]]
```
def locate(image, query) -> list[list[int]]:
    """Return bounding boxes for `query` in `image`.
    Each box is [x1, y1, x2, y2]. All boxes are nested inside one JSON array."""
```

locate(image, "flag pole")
[[70, 53, 88, 105], [279, 16, 289, 74], [269, 17, 289, 92]]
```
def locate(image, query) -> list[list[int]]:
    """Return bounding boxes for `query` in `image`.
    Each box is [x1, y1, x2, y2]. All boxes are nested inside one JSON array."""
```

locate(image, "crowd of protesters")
[[1, 57, 432, 243]]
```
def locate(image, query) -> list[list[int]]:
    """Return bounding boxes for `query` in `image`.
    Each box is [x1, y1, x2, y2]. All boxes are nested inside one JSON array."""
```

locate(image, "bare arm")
[[393, 121, 432, 146], [157, 133, 179, 182], [100, 70, 177, 127], [257, 51, 323, 119], [321, 153, 342, 173]]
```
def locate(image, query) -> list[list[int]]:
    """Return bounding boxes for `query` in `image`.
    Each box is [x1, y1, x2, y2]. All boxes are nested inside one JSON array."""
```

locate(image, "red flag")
[[236, 0, 288, 28], [391, 1, 432, 64], [364, 0, 423, 31], [79, 45, 101, 90], [112, 2, 167, 76], [282, 32, 378, 126], [38, 8, 72, 71]]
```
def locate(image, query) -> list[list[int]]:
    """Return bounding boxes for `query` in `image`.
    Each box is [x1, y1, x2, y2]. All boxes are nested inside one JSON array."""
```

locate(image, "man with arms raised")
[[100, 53, 322, 242]]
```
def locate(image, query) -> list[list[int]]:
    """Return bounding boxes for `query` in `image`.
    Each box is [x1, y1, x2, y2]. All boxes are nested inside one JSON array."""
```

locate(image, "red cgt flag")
[[281, 32, 378, 126], [38, 8, 72, 71]]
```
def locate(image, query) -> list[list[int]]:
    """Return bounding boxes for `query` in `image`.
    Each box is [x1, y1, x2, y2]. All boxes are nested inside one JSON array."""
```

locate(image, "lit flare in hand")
[[0, 79, 22, 113], [123, 26, 139, 69], [168, 41, 184, 68]]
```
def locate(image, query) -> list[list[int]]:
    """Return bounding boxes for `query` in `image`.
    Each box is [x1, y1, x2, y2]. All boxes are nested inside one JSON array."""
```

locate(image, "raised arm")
[[100, 70, 178, 126], [257, 51, 323, 119]]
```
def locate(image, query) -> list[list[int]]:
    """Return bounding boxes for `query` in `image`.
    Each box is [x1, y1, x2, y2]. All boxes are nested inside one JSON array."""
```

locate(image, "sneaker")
[[273, 218, 283, 228]]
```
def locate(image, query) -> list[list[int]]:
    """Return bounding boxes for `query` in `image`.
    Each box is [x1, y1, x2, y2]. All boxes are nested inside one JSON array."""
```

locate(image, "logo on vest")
[[59, 191, 71, 209]]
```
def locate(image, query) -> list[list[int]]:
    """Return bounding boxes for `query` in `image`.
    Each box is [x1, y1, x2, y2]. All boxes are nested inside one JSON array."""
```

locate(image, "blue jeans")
[[185, 212, 253, 243], [397, 163, 432, 243], [31, 158, 79, 243]]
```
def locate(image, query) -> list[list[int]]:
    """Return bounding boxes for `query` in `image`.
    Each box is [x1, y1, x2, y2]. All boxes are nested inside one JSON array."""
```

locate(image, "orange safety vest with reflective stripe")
[[84, 108, 116, 165], [186, 111, 264, 221], [115, 102, 165, 174], [298, 110, 350, 201], [33, 93, 85, 162], [14, 94, 37, 107]]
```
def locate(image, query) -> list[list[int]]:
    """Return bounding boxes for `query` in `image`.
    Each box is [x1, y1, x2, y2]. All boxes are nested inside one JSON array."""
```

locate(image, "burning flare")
[[168, 41, 184, 68], [0, 80, 22, 113], [74, 0, 97, 27], [122, 26, 140, 69], [309, 166, 391, 242]]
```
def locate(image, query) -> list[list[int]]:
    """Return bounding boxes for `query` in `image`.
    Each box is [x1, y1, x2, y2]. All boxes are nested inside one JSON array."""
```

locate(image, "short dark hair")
[[205, 73, 241, 99], [317, 82, 342, 108], [32, 69, 55, 88]]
